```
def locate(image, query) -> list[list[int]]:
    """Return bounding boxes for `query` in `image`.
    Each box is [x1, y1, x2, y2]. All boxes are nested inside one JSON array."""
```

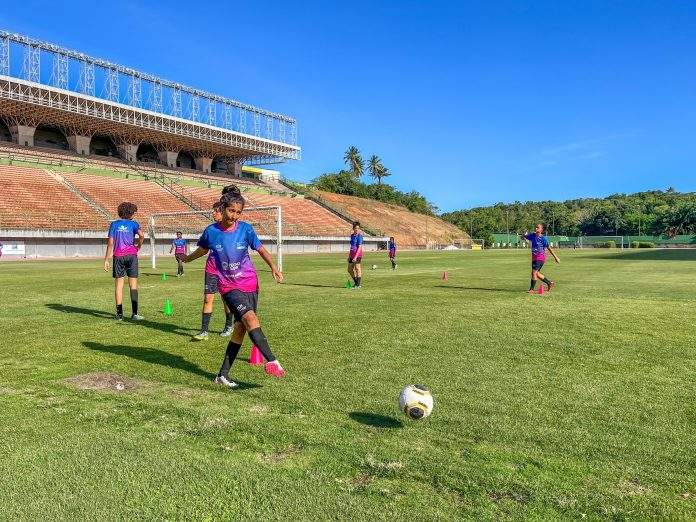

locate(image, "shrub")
[[595, 240, 616, 248], [631, 241, 656, 248]]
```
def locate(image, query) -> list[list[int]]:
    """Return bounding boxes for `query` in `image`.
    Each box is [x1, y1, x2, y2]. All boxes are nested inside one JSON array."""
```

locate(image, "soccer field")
[[0, 249, 694, 519]]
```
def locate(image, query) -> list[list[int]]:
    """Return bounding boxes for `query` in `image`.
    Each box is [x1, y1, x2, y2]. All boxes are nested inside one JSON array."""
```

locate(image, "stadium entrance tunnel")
[[0, 120, 11, 142], [176, 151, 195, 169], [136, 143, 159, 164], [211, 158, 228, 174], [34, 125, 69, 150], [90, 135, 118, 157]]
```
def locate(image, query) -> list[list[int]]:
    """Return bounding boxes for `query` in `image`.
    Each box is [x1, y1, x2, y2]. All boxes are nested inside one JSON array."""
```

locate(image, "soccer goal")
[[577, 236, 625, 249], [148, 206, 283, 271]]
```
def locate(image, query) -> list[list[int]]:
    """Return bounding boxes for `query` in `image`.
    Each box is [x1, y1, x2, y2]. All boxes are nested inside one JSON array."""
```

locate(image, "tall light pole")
[[506, 210, 510, 247]]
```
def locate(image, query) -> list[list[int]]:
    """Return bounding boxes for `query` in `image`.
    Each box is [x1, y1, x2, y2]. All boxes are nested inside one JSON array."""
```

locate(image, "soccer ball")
[[398, 384, 434, 420], [371, 264, 377, 270]]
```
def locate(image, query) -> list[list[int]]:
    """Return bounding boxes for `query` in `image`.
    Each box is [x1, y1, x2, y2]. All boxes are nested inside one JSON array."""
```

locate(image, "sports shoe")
[[213, 375, 239, 389], [264, 360, 286, 378], [193, 331, 209, 341], [547, 281, 556, 291], [131, 314, 144, 321], [527, 290, 535, 294], [219, 326, 233, 337], [115, 314, 124, 321]]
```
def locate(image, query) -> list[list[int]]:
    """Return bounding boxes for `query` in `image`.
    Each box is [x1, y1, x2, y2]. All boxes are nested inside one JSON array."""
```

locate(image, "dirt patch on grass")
[[248, 404, 270, 415], [489, 490, 529, 504], [619, 479, 652, 496], [63, 372, 138, 392], [351, 473, 373, 488], [259, 444, 302, 464]]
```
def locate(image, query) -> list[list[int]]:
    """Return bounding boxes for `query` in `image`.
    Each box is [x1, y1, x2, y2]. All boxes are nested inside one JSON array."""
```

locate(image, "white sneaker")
[[219, 326, 233, 337], [213, 375, 239, 389], [131, 314, 144, 321]]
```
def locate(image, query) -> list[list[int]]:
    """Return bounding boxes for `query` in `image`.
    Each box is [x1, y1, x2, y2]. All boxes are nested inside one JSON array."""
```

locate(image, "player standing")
[[169, 231, 187, 277], [522, 223, 559, 293], [348, 221, 364, 288], [388, 236, 397, 270], [184, 186, 286, 388], [192, 201, 235, 340], [104, 202, 144, 321]]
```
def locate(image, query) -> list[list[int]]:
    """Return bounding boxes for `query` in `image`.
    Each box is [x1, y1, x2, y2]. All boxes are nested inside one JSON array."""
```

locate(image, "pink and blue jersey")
[[197, 220, 262, 294], [349, 233, 364, 260], [172, 238, 187, 254], [108, 219, 141, 257], [388, 239, 396, 257], [525, 233, 549, 261]]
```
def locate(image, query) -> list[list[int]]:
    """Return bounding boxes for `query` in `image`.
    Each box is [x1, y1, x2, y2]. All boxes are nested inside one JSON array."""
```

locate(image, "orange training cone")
[[442, 271, 448, 281], [538, 284, 545, 295], [249, 345, 264, 366]]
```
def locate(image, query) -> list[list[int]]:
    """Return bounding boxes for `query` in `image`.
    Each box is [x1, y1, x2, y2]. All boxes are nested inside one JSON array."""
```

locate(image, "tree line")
[[306, 146, 437, 215], [442, 188, 696, 243]]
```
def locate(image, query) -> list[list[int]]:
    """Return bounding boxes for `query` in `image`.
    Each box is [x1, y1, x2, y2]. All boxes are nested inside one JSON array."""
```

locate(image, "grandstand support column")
[[158, 150, 178, 168], [227, 161, 242, 177], [117, 143, 138, 162], [194, 156, 213, 173], [67, 134, 91, 155], [9, 124, 36, 147]]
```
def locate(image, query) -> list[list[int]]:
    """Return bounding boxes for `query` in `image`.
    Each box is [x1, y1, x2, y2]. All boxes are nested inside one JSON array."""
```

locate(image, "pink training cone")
[[538, 284, 545, 295], [442, 271, 448, 281], [249, 345, 265, 366]]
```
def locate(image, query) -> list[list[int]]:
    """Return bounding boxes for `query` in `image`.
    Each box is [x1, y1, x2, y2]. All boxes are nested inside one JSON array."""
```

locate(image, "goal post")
[[148, 206, 283, 271]]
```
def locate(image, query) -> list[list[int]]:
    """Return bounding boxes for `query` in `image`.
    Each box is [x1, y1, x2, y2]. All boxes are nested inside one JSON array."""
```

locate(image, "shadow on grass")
[[590, 249, 696, 261], [82, 341, 261, 390], [283, 282, 344, 289], [349, 411, 403, 429], [46, 303, 197, 337], [435, 285, 518, 293]]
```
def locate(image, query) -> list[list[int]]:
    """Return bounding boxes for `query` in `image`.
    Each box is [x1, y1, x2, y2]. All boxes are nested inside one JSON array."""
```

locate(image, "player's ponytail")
[[220, 184, 245, 209]]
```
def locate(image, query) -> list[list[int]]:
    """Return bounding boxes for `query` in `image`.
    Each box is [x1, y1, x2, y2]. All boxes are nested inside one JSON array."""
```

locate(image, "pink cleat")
[[264, 360, 286, 378]]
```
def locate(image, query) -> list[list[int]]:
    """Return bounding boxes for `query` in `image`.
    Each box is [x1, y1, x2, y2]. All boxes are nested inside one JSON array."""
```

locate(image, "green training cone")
[[345, 280, 353, 288], [163, 299, 173, 316], [161, 273, 168, 281]]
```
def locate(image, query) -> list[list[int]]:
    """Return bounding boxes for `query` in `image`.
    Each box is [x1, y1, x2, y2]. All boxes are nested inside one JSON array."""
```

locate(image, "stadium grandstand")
[[0, 30, 466, 259]]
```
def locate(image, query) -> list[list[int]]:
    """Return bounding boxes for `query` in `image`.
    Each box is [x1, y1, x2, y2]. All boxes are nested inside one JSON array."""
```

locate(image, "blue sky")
[[2, 1, 696, 212]]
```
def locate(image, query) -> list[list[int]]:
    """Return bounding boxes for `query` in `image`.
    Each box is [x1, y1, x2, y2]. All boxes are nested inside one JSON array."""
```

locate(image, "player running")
[[192, 201, 235, 340], [104, 202, 144, 321], [388, 236, 397, 270], [348, 221, 364, 288], [521, 223, 559, 293], [184, 185, 286, 388], [169, 231, 187, 277]]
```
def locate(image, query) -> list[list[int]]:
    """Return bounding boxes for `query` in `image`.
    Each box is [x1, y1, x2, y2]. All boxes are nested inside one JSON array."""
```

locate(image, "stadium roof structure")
[[0, 31, 299, 165]]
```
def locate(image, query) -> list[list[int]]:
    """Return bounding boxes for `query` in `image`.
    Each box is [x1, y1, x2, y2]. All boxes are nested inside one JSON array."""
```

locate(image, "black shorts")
[[113, 255, 138, 278], [348, 257, 362, 264], [203, 272, 219, 294], [222, 289, 258, 322], [532, 260, 545, 271], [175, 253, 186, 262]]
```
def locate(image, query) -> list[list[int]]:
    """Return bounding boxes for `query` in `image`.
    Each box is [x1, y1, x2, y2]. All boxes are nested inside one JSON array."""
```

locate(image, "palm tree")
[[344, 146, 364, 178], [368, 155, 384, 184]]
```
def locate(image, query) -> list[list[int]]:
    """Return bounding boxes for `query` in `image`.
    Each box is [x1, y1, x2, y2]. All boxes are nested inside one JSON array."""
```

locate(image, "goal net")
[[148, 206, 283, 271]]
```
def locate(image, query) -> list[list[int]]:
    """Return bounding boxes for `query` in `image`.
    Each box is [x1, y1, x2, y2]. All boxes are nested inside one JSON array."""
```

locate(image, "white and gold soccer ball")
[[398, 384, 434, 420], [371, 264, 378, 270]]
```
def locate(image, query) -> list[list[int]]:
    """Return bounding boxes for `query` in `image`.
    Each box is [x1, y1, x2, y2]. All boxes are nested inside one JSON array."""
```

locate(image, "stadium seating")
[[0, 165, 109, 230], [312, 190, 467, 247], [62, 172, 192, 225], [174, 186, 352, 236]]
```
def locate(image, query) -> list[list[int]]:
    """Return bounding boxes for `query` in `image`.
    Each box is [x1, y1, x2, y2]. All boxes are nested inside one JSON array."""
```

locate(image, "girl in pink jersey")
[[185, 186, 285, 388], [521, 223, 560, 293]]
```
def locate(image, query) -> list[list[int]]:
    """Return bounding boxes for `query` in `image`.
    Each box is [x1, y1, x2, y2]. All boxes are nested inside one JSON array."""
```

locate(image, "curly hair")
[[117, 202, 138, 219], [220, 184, 245, 209]]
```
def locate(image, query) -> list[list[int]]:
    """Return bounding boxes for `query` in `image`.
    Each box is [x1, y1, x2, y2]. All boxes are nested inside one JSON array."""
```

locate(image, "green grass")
[[0, 250, 694, 519]]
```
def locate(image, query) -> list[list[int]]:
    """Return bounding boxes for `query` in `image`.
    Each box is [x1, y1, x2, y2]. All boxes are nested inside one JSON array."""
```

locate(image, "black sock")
[[352, 276, 358, 285], [248, 327, 276, 362], [391, 259, 396, 268], [130, 289, 138, 315], [356, 277, 362, 287], [224, 312, 234, 328], [116, 304, 123, 316], [201, 312, 212, 332], [530, 279, 537, 291], [541, 277, 553, 287], [218, 341, 242, 378]]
